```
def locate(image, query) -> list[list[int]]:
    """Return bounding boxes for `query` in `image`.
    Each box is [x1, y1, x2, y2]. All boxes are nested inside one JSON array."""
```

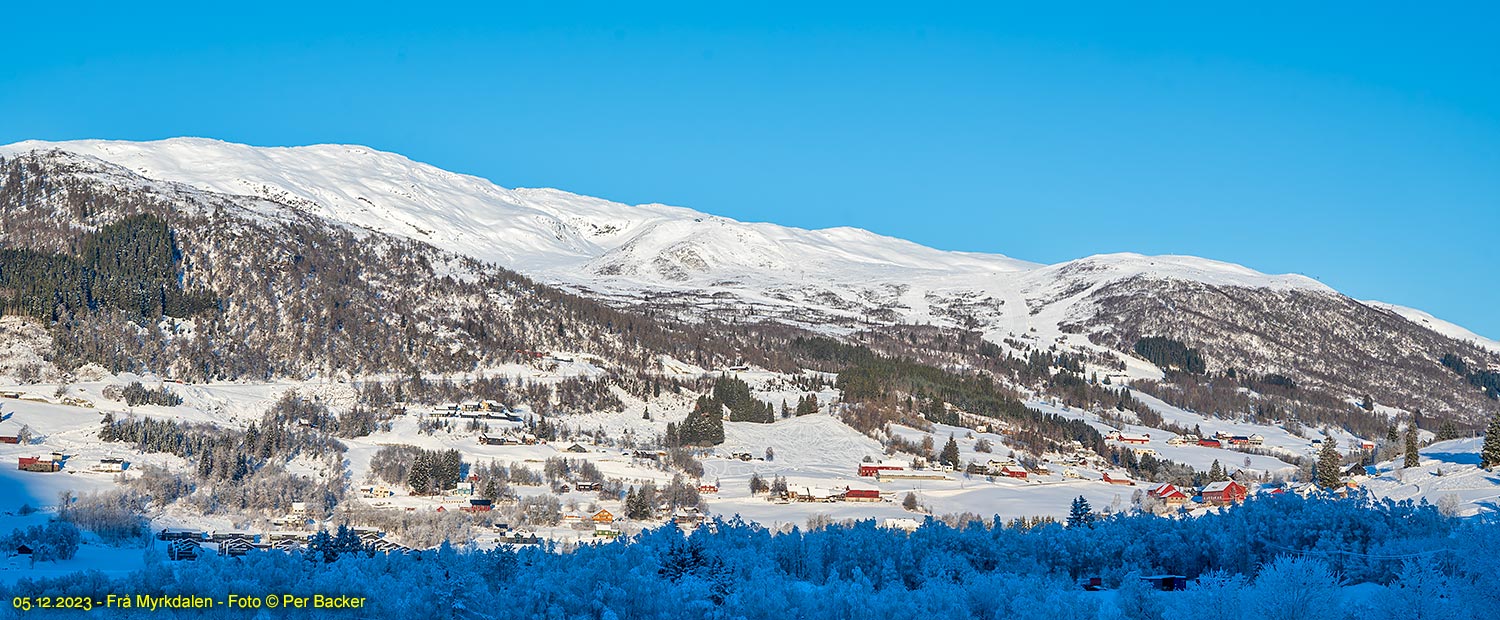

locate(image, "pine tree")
[[1386, 424, 1399, 443], [1436, 422, 1459, 442], [1067, 496, 1093, 528], [940, 434, 961, 469], [1315, 439, 1342, 489], [407, 461, 430, 494], [1208, 459, 1226, 483], [1404, 427, 1420, 468], [1482, 412, 1500, 470]]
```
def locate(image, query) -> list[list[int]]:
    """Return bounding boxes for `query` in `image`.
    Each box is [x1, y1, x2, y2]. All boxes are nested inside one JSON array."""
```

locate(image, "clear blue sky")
[[3, 2, 1497, 338]]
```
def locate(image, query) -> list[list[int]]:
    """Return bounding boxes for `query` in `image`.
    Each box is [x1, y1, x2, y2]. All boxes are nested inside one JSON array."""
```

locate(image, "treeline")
[[101, 381, 183, 407], [0, 214, 217, 321], [1134, 336, 1206, 375], [668, 396, 726, 447], [1442, 353, 1500, 401], [714, 375, 775, 423], [797, 337, 1106, 455]]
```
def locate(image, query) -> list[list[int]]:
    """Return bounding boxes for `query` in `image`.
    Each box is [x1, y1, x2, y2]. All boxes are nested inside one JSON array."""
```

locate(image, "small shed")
[[1140, 575, 1189, 591]]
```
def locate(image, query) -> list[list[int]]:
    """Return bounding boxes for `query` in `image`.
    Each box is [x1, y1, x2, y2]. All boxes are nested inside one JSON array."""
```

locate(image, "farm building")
[[1200, 480, 1248, 505], [565, 443, 589, 453], [999, 465, 1028, 479], [1140, 575, 1189, 591], [881, 518, 922, 532], [1102, 472, 1134, 486], [875, 470, 949, 482], [17, 456, 58, 473], [697, 484, 718, 494], [1147, 483, 1190, 506], [1198, 439, 1222, 448], [1107, 431, 1150, 445], [594, 524, 621, 538], [90, 458, 127, 473], [843, 488, 882, 502], [462, 498, 493, 513], [858, 461, 906, 477], [789, 487, 839, 502], [673, 508, 705, 527], [592, 509, 614, 524], [0, 435, 18, 445]]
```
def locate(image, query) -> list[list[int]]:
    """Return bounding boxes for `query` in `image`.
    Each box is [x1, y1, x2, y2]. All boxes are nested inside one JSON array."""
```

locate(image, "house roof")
[[1202, 481, 1242, 493]]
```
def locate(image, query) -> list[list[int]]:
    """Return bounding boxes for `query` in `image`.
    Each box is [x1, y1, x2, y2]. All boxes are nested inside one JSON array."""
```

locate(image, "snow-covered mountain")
[[3, 138, 1496, 418], [0, 138, 1327, 325]]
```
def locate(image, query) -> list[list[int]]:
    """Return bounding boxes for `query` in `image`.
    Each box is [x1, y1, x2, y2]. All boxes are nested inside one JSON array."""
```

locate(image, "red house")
[[1197, 439, 1222, 448], [1200, 480, 1247, 505], [462, 498, 493, 513], [698, 485, 719, 494], [999, 465, 1028, 479], [0, 436, 18, 445], [1102, 472, 1135, 486], [1147, 483, 1190, 505], [844, 488, 881, 502], [858, 463, 904, 477]]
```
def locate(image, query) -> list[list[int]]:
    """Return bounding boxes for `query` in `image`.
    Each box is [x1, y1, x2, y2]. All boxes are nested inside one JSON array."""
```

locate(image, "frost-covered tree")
[[1372, 559, 1462, 620], [1067, 496, 1093, 529], [1250, 556, 1342, 620]]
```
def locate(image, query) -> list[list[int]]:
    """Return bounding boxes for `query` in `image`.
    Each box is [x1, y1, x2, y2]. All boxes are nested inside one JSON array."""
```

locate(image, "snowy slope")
[[1364, 300, 1500, 355], [0, 139, 1351, 334]]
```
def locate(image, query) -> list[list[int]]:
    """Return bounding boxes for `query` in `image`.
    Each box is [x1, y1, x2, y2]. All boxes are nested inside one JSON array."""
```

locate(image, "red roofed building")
[[1102, 472, 1135, 486], [1147, 483, 1190, 506], [858, 462, 905, 477], [1200, 480, 1247, 505]]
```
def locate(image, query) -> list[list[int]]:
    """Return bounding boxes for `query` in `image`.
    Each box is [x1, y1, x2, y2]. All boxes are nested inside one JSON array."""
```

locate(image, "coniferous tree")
[[940, 434, 961, 469], [1435, 422, 1459, 442], [1481, 412, 1500, 470], [1386, 424, 1399, 443], [1067, 496, 1093, 528], [1315, 439, 1342, 489], [1404, 427, 1420, 468], [1208, 459, 1227, 483]]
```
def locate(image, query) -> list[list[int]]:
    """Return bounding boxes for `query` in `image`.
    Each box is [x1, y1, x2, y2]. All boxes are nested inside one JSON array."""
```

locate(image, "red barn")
[[1200, 480, 1247, 505], [1102, 472, 1135, 486], [844, 488, 881, 502], [858, 463, 904, 477], [0, 436, 18, 444], [1197, 439, 1222, 448], [17, 457, 58, 472], [999, 465, 1028, 479]]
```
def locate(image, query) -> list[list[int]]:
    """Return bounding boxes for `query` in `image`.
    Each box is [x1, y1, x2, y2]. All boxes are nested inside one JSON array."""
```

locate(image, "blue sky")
[[3, 2, 1497, 337]]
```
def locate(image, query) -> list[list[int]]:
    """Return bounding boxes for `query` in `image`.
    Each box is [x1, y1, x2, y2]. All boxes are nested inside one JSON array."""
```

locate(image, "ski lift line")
[[1262, 542, 1452, 560]]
